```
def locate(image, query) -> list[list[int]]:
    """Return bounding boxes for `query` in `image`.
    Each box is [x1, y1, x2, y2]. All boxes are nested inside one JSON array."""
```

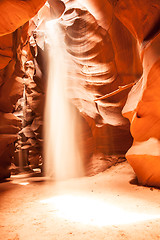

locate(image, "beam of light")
[[44, 20, 84, 180], [44, 19, 84, 181], [40, 194, 160, 227]]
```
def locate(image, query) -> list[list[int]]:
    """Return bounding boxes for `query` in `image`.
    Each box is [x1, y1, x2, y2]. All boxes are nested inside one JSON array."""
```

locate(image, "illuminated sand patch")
[[40, 194, 160, 227]]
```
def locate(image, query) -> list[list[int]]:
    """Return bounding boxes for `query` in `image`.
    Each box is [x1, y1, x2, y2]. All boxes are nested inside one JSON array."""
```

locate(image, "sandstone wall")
[[0, 27, 25, 179], [0, 0, 45, 179], [114, 0, 160, 187], [57, 1, 141, 161], [0, 0, 159, 185]]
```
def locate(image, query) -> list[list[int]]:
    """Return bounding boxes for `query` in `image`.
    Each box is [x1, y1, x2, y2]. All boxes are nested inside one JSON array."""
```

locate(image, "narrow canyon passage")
[[1, 162, 160, 240], [0, 1, 160, 239]]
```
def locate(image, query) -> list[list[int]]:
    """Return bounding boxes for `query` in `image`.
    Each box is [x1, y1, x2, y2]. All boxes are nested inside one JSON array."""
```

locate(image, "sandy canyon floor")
[[1, 161, 160, 240]]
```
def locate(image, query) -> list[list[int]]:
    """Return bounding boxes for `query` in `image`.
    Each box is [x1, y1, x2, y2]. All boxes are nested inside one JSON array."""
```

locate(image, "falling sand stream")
[[44, 20, 84, 181]]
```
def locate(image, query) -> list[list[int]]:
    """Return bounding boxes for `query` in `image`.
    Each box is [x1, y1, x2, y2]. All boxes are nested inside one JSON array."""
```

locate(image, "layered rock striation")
[[0, 0, 45, 179], [0, 0, 159, 185]]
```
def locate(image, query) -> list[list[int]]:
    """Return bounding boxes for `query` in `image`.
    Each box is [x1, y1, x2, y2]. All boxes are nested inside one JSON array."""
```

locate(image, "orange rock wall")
[[62, 0, 160, 185], [0, 0, 159, 185], [0, 0, 46, 36], [0, 0, 45, 179], [113, 0, 160, 187], [123, 33, 160, 187], [0, 28, 24, 179], [59, 1, 140, 156]]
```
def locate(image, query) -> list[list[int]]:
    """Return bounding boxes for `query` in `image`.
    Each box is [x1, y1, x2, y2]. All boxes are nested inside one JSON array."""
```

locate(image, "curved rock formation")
[[0, 0, 46, 36], [77, 0, 160, 187], [59, 0, 160, 185], [58, 1, 142, 156], [0, 28, 24, 179], [0, 0, 46, 179], [0, 0, 159, 186], [123, 33, 160, 187]]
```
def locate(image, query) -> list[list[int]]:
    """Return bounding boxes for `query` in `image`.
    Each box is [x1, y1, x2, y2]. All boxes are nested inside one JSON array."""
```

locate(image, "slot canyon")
[[0, 0, 160, 239]]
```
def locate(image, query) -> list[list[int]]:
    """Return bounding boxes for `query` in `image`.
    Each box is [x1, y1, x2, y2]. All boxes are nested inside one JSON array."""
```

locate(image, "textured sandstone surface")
[[114, 0, 160, 42], [59, 0, 160, 186], [123, 33, 160, 187], [0, 0, 159, 187], [0, 1, 46, 179], [58, 1, 139, 156], [0, 0, 46, 36], [0, 29, 23, 179]]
